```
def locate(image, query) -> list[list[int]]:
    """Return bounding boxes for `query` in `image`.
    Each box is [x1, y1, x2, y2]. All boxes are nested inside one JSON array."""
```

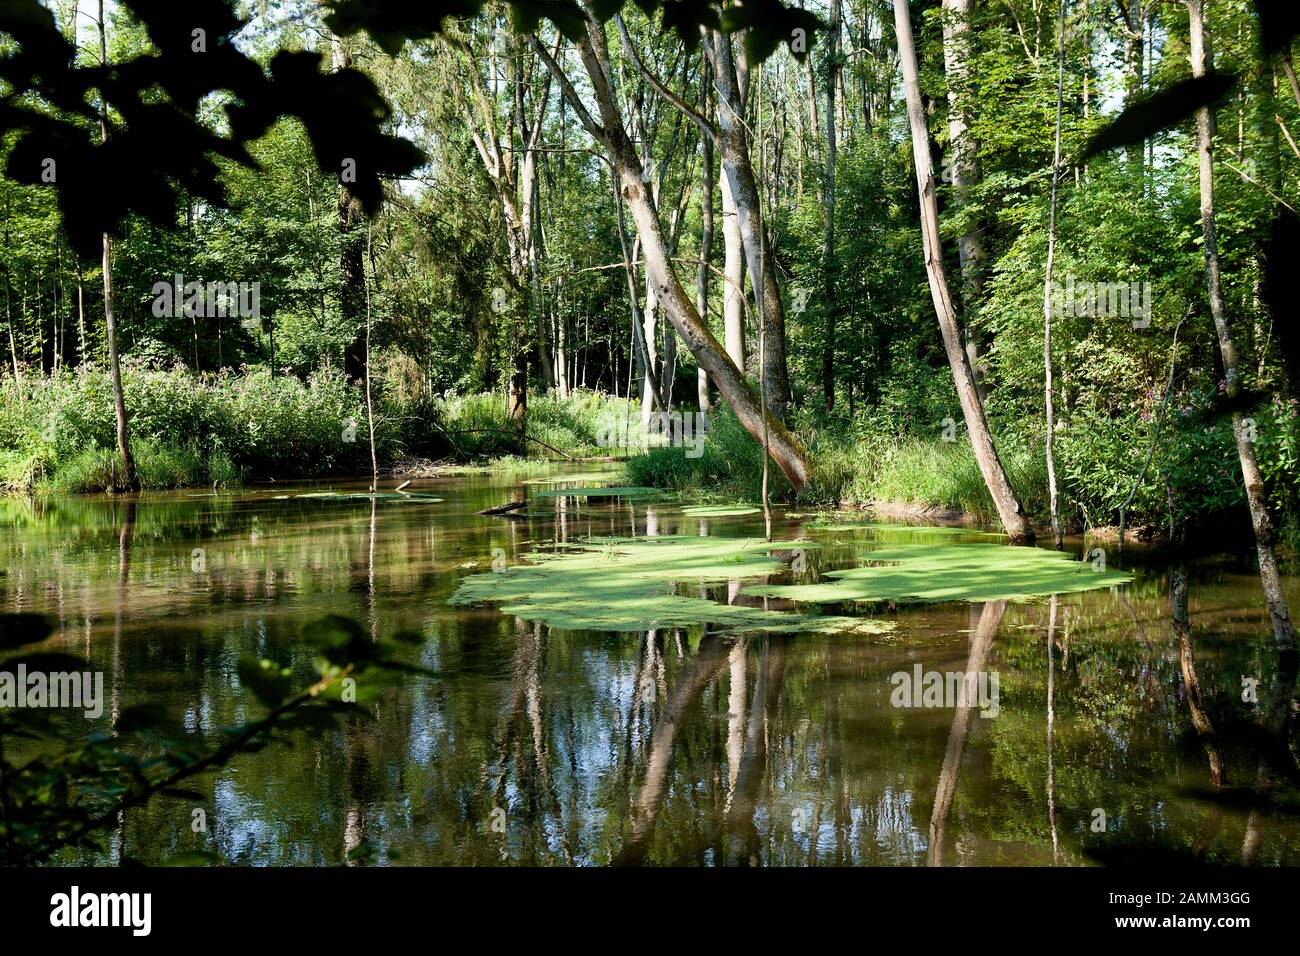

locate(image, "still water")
[[3, 470, 1298, 866]]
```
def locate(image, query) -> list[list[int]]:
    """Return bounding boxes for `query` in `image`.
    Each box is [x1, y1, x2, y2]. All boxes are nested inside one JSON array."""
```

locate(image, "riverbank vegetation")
[[2, 0, 1299, 554], [2, 0, 1300, 874]]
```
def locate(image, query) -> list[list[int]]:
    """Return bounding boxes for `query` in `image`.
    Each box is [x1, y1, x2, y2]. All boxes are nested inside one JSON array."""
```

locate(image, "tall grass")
[[1, 362, 383, 494], [432, 388, 639, 460], [1, 367, 643, 494], [870, 438, 1047, 521], [625, 404, 1050, 522]]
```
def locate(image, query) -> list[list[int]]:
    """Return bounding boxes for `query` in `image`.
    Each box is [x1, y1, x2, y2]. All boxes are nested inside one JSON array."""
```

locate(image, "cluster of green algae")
[[450, 494, 1134, 632], [448, 535, 892, 635]]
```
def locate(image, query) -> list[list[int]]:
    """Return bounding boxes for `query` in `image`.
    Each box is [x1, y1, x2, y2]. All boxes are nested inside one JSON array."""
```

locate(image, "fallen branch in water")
[[478, 499, 528, 516]]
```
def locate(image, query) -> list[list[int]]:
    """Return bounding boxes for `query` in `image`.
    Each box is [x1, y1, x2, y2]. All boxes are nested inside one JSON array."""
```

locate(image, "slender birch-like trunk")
[[1042, 0, 1067, 549], [894, 0, 1030, 540], [1184, 0, 1295, 657], [98, 0, 135, 490]]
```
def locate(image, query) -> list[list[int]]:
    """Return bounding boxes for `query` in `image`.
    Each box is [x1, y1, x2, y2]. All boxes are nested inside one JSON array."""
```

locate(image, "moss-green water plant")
[[744, 542, 1132, 604], [449, 535, 894, 635]]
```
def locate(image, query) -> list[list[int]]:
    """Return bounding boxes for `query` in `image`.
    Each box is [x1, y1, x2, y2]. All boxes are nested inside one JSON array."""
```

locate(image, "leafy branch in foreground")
[[0, 612, 431, 866]]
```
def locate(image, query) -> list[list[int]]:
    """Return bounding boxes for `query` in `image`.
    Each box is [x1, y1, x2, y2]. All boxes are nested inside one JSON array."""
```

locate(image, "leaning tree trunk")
[[620, 164, 810, 488], [536, 23, 811, 489], [1185, 0, 1296, 657], [894, 0, 1029, 540]]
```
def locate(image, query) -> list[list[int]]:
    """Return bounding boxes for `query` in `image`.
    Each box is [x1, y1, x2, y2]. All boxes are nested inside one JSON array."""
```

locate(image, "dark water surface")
[[3, 469, 1298, 866]]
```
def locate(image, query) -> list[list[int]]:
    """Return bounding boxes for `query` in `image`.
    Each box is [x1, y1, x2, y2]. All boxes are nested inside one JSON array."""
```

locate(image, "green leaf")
[[301, 615, 373, 667], [0, 613, 54, 650], [236, 656, 293, 708], [115, 702, 171, 734]]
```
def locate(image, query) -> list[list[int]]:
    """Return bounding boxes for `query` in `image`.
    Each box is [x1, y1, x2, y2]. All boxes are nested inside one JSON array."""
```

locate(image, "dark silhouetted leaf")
[[115, 702, 171, 734], [1082, 74, 1237, 161], [1255, 0, 1300, 56], [236, 656, 293, 708], [721, 0, 821, 63], [0, 612, 53, 650]]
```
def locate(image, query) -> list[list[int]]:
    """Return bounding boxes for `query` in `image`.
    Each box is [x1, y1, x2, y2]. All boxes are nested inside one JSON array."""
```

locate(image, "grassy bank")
[[5, 365, 1297, 549], [626, 400, 1300, 541], [0, 365, 641, 494], [623, 405, 1047, 522]]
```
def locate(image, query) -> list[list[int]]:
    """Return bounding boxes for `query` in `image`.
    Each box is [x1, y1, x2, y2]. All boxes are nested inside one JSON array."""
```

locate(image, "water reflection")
[[1, 473, 1298, 865]]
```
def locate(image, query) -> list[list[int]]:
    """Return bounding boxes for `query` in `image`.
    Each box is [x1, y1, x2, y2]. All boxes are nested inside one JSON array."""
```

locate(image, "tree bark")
[[822, 0, 841, 411], [894, 0, 1029, 540], [696, 80, 715, 411], [1184, 0, 1296, 657], [98, 0, 135, 490], [534, 22, 811, 489], [941, 0, 988, 399], [1043, 0, 1066, 549], [720, 163, 747, 370]]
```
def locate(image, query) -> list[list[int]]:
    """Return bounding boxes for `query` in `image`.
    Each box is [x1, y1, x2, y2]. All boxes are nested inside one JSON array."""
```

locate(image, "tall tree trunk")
[[822, 0, 841, 410], [98, 0, 135, 490], [894, 0, 1029, 540], [332, 35, 369, 384], [941, 0, 988, 399], [640, 265, 660, 428], [363, 226, 379, 491], [1121, 0, 1145, 182], [1184, 0, 1296, 657], [708, 30, 792, 416], [720, 164, 747, 370], [535, 23, 811, 489], [696, 100, 714, 411], [1043, 0, 1066, 549]]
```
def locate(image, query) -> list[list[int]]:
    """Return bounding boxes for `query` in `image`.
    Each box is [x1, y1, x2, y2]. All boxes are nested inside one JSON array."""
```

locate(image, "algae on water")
[[449, 535, 892, 635], [744, 542, 1132, 604], [293, 491, 444, 501], [804, 520, 1005, 540], [681, 505, 761, 517], [523, 472, 623, 486], [531, 486, 659, 499]]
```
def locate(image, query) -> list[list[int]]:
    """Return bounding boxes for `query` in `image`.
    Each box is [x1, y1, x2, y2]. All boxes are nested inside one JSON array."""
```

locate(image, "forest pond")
[[3, 469, 1298, 866]]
